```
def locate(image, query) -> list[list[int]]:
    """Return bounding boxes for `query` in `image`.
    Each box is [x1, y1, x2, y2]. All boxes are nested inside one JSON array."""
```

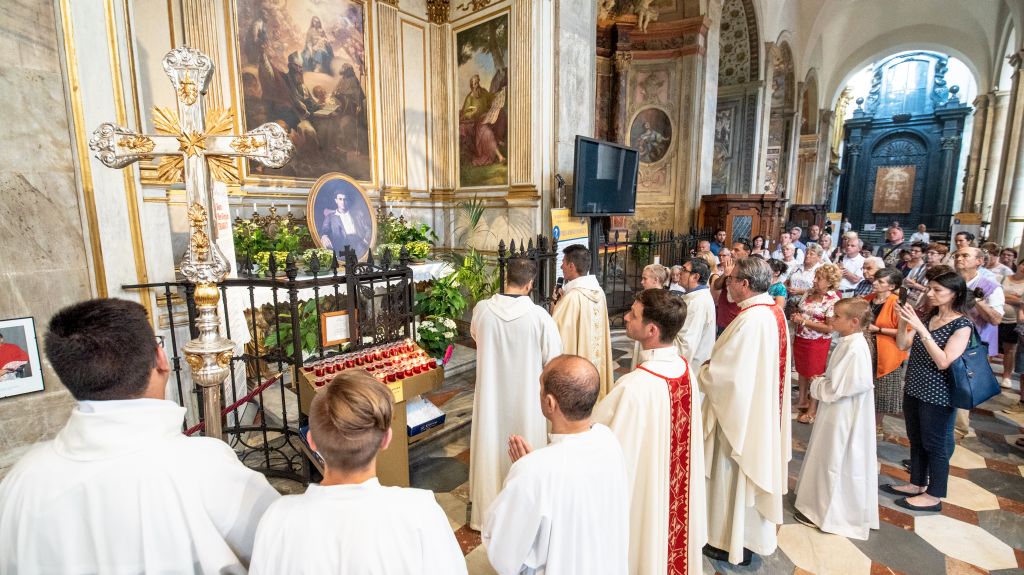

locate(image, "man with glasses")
[[699, 258, 791, 566], [675, 258, 716, 368]]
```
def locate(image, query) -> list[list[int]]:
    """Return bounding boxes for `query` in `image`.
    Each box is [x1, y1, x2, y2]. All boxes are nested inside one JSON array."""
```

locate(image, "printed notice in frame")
[[321, 310, 352, 347]]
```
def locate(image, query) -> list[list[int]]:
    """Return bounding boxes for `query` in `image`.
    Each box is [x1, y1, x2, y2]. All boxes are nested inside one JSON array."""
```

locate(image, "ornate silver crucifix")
[[89, 46, 293, 440]]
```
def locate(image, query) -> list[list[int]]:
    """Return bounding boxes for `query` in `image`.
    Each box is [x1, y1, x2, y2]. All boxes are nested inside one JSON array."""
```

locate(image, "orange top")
[[866, 293, 909, 378]]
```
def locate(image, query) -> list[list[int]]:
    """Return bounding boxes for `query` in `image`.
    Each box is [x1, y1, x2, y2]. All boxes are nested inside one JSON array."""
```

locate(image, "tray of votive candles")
[[297, 339, 442, 412]]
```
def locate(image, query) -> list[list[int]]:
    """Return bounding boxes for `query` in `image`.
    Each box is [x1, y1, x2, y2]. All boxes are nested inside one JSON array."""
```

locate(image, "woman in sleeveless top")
[[881, 272, 973, 513]]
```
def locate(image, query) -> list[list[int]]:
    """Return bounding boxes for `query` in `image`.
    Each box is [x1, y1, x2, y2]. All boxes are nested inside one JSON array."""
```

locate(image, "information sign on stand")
[[551, 208, 589, 281]]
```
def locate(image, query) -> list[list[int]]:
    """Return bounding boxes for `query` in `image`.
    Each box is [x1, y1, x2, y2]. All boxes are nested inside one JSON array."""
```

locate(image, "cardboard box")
[[406, 396, 446, 437]]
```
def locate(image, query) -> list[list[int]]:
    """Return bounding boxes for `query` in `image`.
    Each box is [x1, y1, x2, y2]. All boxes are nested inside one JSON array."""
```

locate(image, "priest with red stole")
[[592, 288, 706, 575], [699, 257, 792, 566], [0, 333, 29, 380]]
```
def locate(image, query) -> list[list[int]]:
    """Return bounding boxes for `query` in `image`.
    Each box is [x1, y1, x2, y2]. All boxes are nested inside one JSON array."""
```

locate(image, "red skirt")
[[794, 336, 831, 378]]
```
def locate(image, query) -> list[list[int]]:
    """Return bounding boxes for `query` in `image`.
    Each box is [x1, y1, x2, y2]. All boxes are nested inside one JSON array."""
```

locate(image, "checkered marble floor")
[[408, 331, 1024, 575]]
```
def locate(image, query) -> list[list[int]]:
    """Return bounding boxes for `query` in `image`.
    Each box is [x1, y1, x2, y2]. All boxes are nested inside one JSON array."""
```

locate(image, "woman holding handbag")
[[881, 272, 972, 512]]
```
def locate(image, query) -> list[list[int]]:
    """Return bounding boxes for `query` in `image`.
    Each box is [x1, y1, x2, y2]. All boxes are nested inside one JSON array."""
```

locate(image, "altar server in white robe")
[[0, 298, 280, 574], [699, 257, 791, 566], [484, 355, 629, 575], [593, 289, 706, 575], [552, 244, 616, 397], [250, 370, 467, 574], [794, 298, 879, 540], [470, 257, 562, 530], [676, 257, 717, 368]]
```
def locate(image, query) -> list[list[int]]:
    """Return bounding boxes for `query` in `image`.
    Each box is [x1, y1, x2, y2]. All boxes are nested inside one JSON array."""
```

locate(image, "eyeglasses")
[[155, 335, 165, 349]]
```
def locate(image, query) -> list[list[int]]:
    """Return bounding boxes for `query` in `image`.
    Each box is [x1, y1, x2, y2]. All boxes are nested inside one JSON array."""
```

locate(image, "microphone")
[[556, 277, 565, 289]]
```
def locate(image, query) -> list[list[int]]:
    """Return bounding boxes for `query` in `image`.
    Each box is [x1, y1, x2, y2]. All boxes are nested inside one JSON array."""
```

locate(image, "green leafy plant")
[[416, 274, 467, 319], [264, 299, 321, 357], [301, 248, 334, 272], [252, 251, 291, 276], [233, 220, 270, 258], [632, 229, 654, 266], [416, 317, 458, 358], [273, 219, 308, 254], [404, 240, 432, 260], [454, 248, 498, 304], [378, 213, 437, 246]]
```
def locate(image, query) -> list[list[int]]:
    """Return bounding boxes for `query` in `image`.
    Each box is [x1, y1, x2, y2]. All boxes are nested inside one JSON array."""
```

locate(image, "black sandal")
[[895, 497, 942, 512], [880, 483, 924, 496]]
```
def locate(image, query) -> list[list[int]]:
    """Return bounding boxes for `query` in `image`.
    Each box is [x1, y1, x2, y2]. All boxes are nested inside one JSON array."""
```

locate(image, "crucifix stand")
[[89, 46, 293, 440]]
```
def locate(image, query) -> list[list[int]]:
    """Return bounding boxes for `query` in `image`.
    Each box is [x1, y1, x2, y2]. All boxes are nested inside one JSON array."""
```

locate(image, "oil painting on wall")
[[872, 165, 915, 213], [629, 107, 673, 164], [236, 0, 372, 181], [456, 14, 509, 188]]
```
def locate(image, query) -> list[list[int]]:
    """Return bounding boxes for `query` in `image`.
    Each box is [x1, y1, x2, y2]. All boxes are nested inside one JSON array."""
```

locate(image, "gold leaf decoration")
[[205, 109, 234, 135], [177, 72, 198, 106], [177, 131, 207, 157], [117, 135, 155, 154], [187, 202, 207, 227], [208, 155, 241, 184], [191, 229, 211, 260], [184, 353, 203, 372], [152, 106, 180, 135], [229, 135, 264, 155], [155, 156, 184, 183]]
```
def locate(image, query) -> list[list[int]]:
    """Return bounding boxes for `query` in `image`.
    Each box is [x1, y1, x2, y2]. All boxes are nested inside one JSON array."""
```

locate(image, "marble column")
[[963, 93, 991, 212], [992, 51, 1024, 245], [377, 0, 408, 199], [980, 91, 1010, 221], [552, 0, 597, 203]]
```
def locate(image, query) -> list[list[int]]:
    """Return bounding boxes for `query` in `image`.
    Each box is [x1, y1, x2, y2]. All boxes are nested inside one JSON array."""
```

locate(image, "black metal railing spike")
[[344, 247, 358, 270], [268, 251, 278, 276], [284, 252, 299, 280], [309, 252, 320, 275], [381, 247, 393, 268], [399, 244, 411, 267], [331, 251, 340, 274], [509, 239, 517, 254], [366, 248, 375, 268]]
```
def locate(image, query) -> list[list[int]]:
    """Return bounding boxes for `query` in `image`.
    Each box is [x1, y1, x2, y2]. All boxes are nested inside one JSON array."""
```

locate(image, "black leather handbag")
[[948, 328, 1001, 410]]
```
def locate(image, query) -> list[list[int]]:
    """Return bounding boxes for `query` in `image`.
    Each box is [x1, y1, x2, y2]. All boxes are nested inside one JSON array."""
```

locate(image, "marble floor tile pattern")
[[406, 331, 1024, 574]]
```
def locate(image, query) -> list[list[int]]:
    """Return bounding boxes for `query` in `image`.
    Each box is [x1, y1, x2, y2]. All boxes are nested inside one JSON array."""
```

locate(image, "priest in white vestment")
[[0, 299, 280, 574], [484, 355, 629, 575], [593, 289, 706, 575], [552, 244, 615, 397], [250, 371, 467, 574], [795, 299, 879, 540], [675, 257, 717, 368], [469, 258, 562, 530], [699, 258, 791, 566]]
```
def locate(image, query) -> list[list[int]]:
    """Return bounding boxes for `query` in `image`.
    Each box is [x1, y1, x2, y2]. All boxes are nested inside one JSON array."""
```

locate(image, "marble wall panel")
[[0, 0, 91, 476]]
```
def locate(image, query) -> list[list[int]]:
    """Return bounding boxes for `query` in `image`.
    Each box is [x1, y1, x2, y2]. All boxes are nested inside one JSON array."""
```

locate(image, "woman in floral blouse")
[[789, 263, 843, 423]]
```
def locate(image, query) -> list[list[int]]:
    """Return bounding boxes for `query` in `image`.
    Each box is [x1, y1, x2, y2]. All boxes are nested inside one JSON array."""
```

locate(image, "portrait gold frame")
[[306, 172, 378, 261]]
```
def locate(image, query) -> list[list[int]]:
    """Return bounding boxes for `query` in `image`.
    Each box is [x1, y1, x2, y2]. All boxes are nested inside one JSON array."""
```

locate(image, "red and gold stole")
[[637, 357, 692, 574], [739, 303, 789, 418]]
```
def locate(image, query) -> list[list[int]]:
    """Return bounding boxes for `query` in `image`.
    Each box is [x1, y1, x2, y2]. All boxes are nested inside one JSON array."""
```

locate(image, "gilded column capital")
[[613, 51, 632, 71], [427, 0, 450, 23]]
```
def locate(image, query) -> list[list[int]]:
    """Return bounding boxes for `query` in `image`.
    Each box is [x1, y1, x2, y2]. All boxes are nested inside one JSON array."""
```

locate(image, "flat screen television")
[[572, 135, 639, 217]]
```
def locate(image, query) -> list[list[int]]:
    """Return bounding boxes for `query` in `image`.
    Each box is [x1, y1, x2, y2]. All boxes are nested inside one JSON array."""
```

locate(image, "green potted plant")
[[416, 316, 458, 359], [301, 248, 334, 273], [416, 274, 467, 320], [264, 299, 322, 359]]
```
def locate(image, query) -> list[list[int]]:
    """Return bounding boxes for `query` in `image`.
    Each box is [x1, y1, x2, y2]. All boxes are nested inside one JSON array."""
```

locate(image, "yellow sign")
[[551, 208, 589, 242], [954, 212, 982, 225], [387, 380, 403, 403]]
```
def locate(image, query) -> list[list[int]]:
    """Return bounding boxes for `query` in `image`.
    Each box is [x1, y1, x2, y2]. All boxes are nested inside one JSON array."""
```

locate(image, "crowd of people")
[[0, 222, 1017, 574]]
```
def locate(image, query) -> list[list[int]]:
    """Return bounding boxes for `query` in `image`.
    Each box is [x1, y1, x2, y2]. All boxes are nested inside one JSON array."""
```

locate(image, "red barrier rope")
[[184, 372, 284, 436]]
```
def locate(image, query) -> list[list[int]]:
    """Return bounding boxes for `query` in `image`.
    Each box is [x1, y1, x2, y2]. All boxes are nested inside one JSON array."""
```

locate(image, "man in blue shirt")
[[709, 228, 728, 256]]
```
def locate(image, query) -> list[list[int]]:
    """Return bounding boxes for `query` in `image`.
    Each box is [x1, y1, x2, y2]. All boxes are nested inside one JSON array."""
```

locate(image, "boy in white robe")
[[794, 298, 879, 540], [484, 355, 629, 575], [470, 257, 562, 530], [593, 289, 707, 575], [0, 298, 280, 574], [250, 370, 467, 574]]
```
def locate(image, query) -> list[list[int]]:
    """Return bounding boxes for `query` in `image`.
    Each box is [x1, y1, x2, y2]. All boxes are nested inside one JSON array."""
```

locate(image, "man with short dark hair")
[[710, 228, 728, 256], [677, 258, 716, 367], [731, 240, 751, 259], [593, 289, 707, 575], [553, 245, 614, 396], [700, 258, 792, 565], [0, 298, 280, 573], [484, 355, 629, 574], [250, 371, 466, 573], [468, 256, 562, 530], [807, 224, 822, 244]]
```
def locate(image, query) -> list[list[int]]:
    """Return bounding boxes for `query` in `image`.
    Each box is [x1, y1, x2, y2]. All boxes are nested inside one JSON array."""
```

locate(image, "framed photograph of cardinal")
[[0, 317, 44, 399]]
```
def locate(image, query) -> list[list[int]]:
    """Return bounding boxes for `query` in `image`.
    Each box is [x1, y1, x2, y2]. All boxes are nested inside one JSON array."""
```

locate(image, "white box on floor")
[[407, 396, 446, 437]]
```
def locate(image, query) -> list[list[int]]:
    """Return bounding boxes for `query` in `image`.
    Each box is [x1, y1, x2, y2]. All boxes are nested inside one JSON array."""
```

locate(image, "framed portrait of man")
[[0, 317, 44, 399], [306, 173, 377, 261], [872, 165, 916, 213]]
